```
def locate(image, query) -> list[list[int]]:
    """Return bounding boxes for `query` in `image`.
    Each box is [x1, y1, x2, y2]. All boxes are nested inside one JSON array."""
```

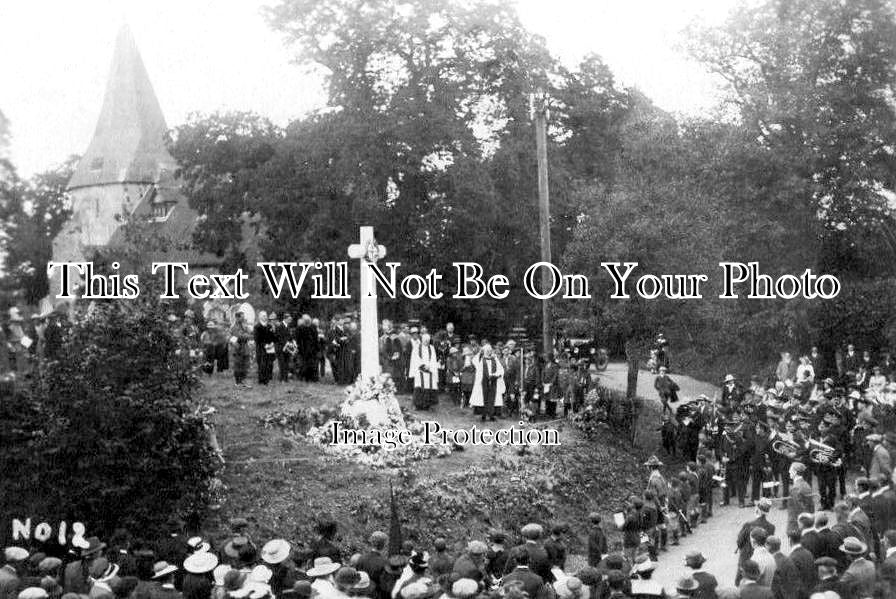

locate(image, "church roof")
[[68, 25, 177, 190], [106, 182, 223, 267]]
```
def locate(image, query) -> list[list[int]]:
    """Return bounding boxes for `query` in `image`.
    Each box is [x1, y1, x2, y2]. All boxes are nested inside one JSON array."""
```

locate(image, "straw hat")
[[306, 557, 340, 577], [184, 551, 219, 574], [261, 539, 291, 565], [152, 561, 178, 579]]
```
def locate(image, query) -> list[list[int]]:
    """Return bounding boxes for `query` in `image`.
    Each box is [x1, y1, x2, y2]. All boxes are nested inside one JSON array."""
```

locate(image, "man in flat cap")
[[501, 548, 545, 599], [453, 541, 488, 583], [812, 557, 843, 597], [506, 524, 552, 583], [586, 513, 607, 567]]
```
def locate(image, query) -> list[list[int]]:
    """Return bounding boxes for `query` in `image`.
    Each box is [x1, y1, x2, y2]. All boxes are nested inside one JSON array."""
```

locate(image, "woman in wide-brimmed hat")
[[261, 540, 296, 597], [182, 552, 218, 599], [306, 557, 341, 599]]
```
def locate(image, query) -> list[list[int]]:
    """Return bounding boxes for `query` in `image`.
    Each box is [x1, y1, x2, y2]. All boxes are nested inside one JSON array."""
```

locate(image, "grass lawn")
[[198, 368, 674, 557]]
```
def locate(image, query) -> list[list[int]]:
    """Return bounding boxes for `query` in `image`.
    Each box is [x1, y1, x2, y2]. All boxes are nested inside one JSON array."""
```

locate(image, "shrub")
[[0, 299, 219, 539]]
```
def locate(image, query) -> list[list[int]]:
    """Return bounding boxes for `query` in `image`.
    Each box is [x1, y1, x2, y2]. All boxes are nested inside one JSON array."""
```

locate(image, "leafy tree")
[[1, 157, 75, 304], [168, 111, 281, 267], [686, 0, 896, 270]]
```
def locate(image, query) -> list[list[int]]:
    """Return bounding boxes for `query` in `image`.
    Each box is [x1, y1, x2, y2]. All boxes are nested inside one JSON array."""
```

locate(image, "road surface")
[[595, 362, 788, 593]]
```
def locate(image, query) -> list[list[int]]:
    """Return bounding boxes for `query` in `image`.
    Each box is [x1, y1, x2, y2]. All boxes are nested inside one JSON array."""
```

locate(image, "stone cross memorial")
[[347, 226, 387, 380]]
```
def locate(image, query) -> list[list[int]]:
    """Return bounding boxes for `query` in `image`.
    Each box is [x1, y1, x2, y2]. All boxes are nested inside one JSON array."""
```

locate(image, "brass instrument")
[[771, 433, 802, 459], [807, 438, 838, 465]]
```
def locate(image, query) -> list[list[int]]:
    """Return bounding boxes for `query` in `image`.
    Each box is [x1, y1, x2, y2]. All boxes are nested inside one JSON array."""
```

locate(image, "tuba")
[[807, 439, 837, 465], [771, 433, 802, 460]]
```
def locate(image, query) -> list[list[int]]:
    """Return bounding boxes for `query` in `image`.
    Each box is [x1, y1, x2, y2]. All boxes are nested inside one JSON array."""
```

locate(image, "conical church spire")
[[67, 24, 176, 190]]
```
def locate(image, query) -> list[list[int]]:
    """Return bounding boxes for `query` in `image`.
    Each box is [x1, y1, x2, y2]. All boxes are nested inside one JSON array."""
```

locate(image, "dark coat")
[[181, 574, 211, 599], [543, 538, 566, 569], [63, 560, 90, 595], [148, 585, 184, 599], [356, 551, 388, 596], [772, 551, 803, 599], [737, 515, 776, 562], [587, 527, 608, 567], [738, 581, 773, 599], [789, 546, 816, 592], [506, 542, 553, 583], [691, 570, 718, 599]]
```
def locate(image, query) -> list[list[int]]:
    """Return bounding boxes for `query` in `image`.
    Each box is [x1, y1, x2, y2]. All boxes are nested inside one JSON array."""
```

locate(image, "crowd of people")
[[0, 504, 738, 599], [635, 342, 896, 598], [165, 312, 612, 424], [10, 301, 896, 597]]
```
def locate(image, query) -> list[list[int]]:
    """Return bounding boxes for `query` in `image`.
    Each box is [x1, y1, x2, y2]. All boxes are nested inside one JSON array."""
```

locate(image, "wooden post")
[[533, 91, 552, 357], [625, 340, 641, 445]]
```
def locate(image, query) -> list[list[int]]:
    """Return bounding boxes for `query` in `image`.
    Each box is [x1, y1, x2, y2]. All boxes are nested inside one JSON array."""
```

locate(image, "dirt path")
[[593, 362, 784, 592]]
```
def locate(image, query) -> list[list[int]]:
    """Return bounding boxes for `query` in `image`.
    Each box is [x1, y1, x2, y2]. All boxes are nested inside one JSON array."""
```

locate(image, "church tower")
[[52, 24, 191, 277]]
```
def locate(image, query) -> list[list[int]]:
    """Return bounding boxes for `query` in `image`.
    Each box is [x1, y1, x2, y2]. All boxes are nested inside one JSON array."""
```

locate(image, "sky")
[[0, 0, 738, 177]]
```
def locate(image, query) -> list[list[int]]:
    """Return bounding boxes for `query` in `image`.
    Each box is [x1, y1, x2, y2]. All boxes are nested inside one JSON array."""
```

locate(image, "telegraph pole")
[[531, 90, 553, 358]]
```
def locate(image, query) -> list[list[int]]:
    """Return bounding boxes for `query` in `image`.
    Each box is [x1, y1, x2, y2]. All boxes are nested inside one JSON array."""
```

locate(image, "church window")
[[151, 201, 175, 221]]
